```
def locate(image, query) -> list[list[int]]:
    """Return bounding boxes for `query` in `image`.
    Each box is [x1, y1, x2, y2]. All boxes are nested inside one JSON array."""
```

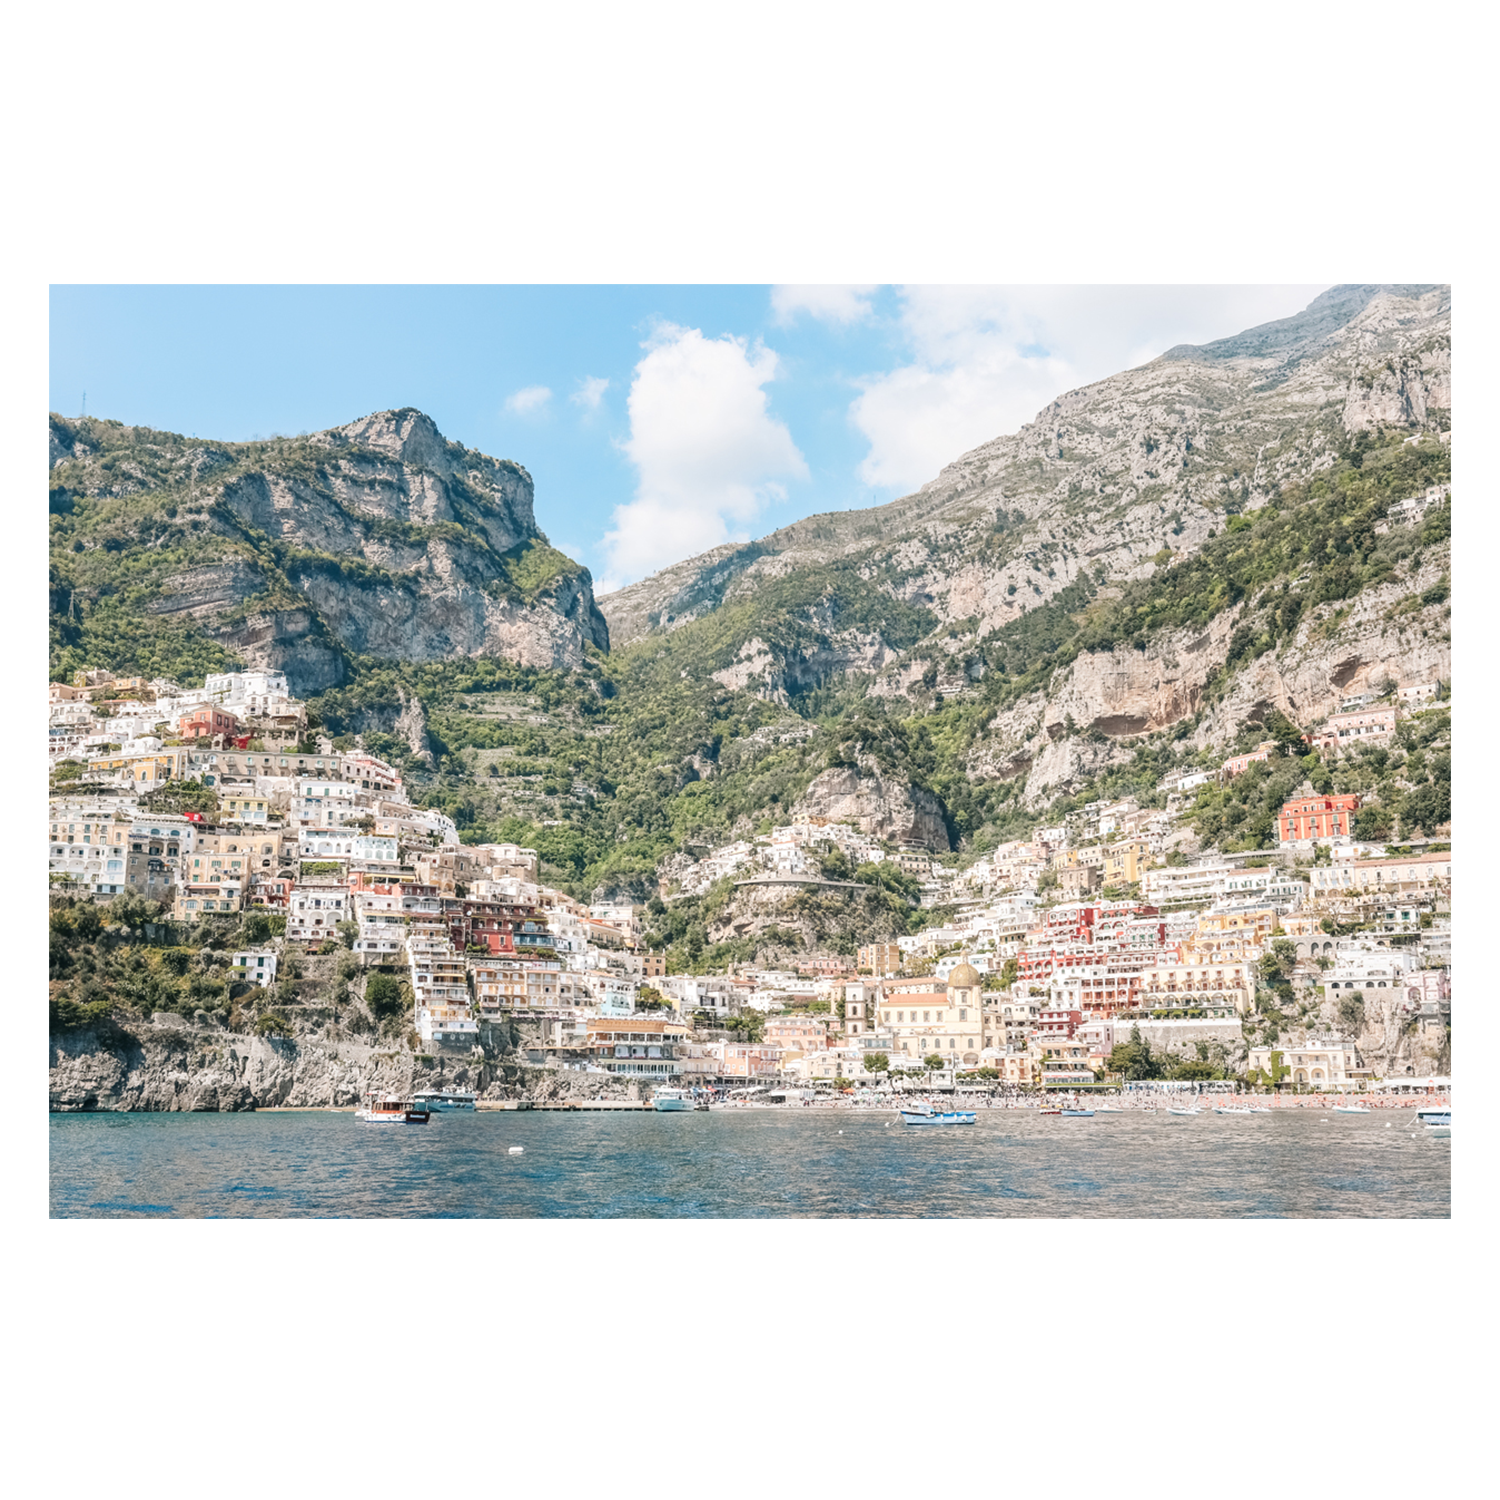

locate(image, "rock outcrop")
[[793, 765, 951, 850], [48, 407, 610, 690]]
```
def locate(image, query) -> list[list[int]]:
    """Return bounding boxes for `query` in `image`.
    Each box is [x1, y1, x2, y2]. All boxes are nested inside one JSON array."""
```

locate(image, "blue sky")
[[49, 284, 1330, 593]]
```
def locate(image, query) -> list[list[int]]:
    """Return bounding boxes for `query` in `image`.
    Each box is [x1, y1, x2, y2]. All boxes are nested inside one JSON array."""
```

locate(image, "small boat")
[[1415, 1107, 1451, 1127], [413, 1086, 477, 1111], [1332, 1104, 1371, 1114], [1059, 1109, 1095, 1117], [1249, 1106, 1273, 1113], [1166, 1107, 1202, 1116], [1215, 1106, 1253, 1115], [1039, 1108, 1062, 1115], [900, 1104, 976, 1125], [356, 1093, 430, 1124], [652, 1087, 696, 1112]]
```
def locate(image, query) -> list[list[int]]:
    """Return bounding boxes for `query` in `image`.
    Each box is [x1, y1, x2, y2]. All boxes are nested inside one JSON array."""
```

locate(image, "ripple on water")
[[50, 1110, 1450, 1219]]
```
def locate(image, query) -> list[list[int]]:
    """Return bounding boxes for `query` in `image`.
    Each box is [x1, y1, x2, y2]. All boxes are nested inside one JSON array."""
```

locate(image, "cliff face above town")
[[48, 407, 610, 695]]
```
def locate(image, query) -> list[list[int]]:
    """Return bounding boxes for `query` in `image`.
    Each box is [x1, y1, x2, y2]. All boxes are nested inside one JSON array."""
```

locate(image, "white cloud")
[[596, 324, 807, 591], [851, 285, 1333, 492], [504, 384, 552, 416], [570, 375, 609, 411], [771, 284, 877, 325]]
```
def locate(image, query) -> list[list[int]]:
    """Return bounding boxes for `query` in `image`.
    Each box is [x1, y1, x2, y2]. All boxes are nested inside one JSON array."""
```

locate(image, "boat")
[[652, 1087, 696, 1112], [1332, 1104, 1371, 1114], [413, 1086, 477, 1111], [1166, 1107, 1202, 1116], [356, 1093, 430, 1124], [1415, 1107, 1451, 1127], [899, 1103, 976, 1125], [1249, 1106, 1273, 1113], [1059, 1109, 1095, 1117], [1215, 1106, 1253, 1115]]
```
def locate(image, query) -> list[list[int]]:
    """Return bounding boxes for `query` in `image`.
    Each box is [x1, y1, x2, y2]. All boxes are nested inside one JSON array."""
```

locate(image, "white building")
[[286, 880, 351, 943], [230, 949, 278, 988]]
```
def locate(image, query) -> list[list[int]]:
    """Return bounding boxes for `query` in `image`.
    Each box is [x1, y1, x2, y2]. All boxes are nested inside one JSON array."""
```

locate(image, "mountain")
[[48, 407, 609, 695], [48, 286, 1451, 944], [598, 284, 1451, 805]]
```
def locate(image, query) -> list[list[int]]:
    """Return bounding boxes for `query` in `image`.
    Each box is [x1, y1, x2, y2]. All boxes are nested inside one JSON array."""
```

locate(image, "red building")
[[179, 706, 240, 740], [1036, 1009, 1083, 1037], [1278, 793, 1360, 843]]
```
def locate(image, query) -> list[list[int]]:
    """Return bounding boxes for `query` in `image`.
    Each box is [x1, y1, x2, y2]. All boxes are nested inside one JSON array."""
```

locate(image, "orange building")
[[1278, 793, 1360, 843], [179, 706, 240, 740]]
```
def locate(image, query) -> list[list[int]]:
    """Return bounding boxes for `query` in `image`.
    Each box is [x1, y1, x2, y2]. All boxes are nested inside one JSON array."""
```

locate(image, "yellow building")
[[86, 746, 191, 786], [221, 793, 271, 824], [1102, 838, 1152, 886]]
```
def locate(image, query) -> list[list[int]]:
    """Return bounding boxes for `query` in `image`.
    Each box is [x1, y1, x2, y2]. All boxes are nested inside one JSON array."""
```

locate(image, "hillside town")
[[49, 666, 1451, 1098]]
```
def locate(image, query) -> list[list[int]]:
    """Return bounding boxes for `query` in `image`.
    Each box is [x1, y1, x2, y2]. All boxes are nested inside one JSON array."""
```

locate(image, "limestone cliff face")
[[49, 408, 610, 693], [793, 765, 952, 851], [967, 550, 1450, 806]]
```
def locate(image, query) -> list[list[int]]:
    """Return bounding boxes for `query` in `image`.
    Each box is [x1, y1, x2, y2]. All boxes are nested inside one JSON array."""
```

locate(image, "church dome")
[[948, 962, 982, 988]]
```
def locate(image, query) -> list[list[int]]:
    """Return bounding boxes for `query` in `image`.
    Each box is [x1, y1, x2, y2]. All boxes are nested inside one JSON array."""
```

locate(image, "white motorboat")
[[1332, 1104, 1371, 1114], [652, 1088, 696, 1112], [1416, 1106, 1451, 1137], [1166, 1107, 1202, 1116], [413, 1086, 477, 1111], [356, 1093, 430, 1124], [1215, 1106, 1253, 1115]]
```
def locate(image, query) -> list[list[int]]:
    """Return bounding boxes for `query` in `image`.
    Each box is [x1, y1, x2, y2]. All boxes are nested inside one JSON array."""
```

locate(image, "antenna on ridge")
[[81, 391, 86, 418]]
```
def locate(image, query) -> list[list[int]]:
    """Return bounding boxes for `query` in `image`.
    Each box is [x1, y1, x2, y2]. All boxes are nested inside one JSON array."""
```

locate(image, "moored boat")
[[356, 1093, 430, 1124], [1059, 1109, 1095, 1117], [413, 1086, 477, 1111], [1215, 1106, 1253, 1114], [899, 1103, 976, 1125], [1166, 1107, 1202, 1116], [1332, 1104, 1371, 1114], [652, 1087, 696, 1112]]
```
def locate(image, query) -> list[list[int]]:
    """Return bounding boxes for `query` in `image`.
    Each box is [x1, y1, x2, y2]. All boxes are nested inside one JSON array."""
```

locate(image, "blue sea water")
[[49, 1108, 1451, 1219]]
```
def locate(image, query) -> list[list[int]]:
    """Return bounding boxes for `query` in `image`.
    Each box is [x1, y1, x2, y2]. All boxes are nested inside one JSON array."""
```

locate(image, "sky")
[[49, 284, 1331, 595]]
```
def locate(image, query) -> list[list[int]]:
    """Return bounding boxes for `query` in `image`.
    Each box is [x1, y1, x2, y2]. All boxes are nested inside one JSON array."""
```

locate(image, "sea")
[[49, 1106, 1451, 1218]]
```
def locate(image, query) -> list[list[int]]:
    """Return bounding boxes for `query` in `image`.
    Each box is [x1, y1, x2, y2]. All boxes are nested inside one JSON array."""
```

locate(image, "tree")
[[1108, 1026, 1160, 1080], [997, 957, 1020, 990], [365, 972, 405, 1022], [336, 919, 359, 949], [864, 1052, 890, 1075], [922, 1053, 947, 1070], [635, 985, 669, 1012], [1169, 1059, 1221, 1081], [724, 1010, 765, 1043]]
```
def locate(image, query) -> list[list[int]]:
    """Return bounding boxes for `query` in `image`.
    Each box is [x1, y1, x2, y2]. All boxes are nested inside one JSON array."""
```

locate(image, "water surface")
[[50, 1108, 1450, 1218]]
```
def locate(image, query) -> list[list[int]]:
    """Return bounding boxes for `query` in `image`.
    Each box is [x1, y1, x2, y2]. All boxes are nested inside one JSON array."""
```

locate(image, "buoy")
[[508, 1146, 524, 1155], [838, 1130, 843, 1135], [1386, 1123, 1392, 1128]]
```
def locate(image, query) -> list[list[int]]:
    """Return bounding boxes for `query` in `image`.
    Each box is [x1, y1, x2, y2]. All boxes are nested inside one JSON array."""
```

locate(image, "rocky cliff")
[[48, 1015, 644, 1111], [49, 407, 609, 693]]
